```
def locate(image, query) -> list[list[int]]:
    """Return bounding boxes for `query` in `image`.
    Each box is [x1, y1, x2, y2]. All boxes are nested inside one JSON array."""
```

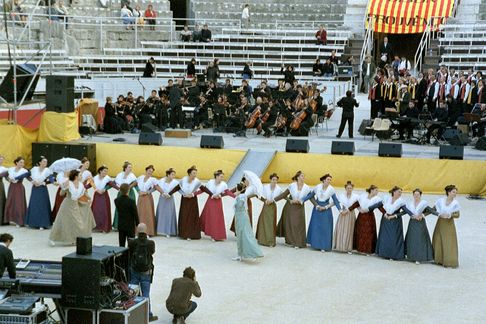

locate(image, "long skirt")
[[405, 218, 434, 262], [4, 182, 27, 226], [256, 203, 277, 247], [25, 186, 52, 228], [178, 197, 201, 239], [353, 212, 377, 254], [375, 216, 405, 260], [51, 187, 65, 222], [432, 218, 459, 267], [200, 197, 226, 240], [137, 194, 156, 236], [307, 200, 333, 251], [156, 195, 177, 236], [235, 203, 263, 258], [113, 188, 136, 229], [333, 209, 356, 252], [0, 181, 8, 225], [277, 201, 306, 248], [50, 195, 95, 244], [92, 191, 112, 232], [230, 198, 252, 233]]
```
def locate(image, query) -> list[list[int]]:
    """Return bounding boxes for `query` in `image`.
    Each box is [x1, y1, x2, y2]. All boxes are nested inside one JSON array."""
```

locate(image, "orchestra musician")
[[398, 101, 419, 140], [261, 99, 279, 138], [471, 104, 486, 138], [425, 100, 449, 144]]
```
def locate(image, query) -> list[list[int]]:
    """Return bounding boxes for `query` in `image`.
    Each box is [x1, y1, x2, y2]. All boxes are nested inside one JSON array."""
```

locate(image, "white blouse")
[[262, 184, 282, 201], [357, 193, 382, 210], [288, 182, 311, 202], [312, 184, 336, 202], [136, 175, 157, 193], [435, 197, 461, 218], [179, 176, 201, 195], [68, 181, 85, 200], [115, 172, 137, 186], [406, 199, 429, 217], [338, 192, 359, 209], [7, 167, 28, 183], [205, 179, 228, 196], [93, 175, 113, 189], [80, 170, 93, 182], [30, 167, 52, 184], [158, 177, 179, 193], [382, 196, 405, 215]]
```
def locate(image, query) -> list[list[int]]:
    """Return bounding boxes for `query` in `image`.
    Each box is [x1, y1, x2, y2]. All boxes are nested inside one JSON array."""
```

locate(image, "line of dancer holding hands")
[[0, 155, 460, 268]]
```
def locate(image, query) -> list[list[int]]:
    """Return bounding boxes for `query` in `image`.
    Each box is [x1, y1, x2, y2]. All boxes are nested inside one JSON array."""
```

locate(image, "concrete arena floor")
[[6, 182, 486, 323]]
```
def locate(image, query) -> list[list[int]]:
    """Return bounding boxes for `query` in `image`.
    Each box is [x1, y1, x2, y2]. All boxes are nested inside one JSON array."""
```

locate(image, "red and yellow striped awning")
[[366, 0, 455, 34]]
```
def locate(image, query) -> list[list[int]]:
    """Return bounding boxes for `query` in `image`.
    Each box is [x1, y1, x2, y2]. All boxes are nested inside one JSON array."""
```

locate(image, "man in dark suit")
[[114, 183, 139, 247], [0, 233, 16, 279], [380, 36, 393, 63], [336, 90, 359, 138], [143, 57, 155, 77]]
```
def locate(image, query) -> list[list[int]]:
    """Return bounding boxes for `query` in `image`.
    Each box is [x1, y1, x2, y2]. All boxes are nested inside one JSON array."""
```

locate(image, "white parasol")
[[243, 170, 263, 197], [50, 158, 81, 174]]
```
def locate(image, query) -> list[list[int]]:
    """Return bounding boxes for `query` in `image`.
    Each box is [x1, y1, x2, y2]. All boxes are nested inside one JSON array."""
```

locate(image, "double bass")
[[245, 106, 261, 128]]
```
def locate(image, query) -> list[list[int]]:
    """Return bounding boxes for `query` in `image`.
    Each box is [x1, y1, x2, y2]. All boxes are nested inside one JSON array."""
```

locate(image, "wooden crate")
[[164, 129, 192, 138]]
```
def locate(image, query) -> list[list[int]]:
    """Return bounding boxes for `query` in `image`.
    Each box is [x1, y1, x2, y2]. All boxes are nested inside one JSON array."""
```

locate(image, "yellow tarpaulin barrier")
[[96, 143, 246, 180], [366, 0, 454, 34], [38, 111, 80, 142], [0, 121, 39, 168], [261, 152, 486, 196]]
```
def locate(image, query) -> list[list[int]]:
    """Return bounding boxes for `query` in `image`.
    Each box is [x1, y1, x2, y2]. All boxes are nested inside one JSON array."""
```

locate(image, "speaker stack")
[[32, 142, 97, 174], [200, 135, 224, 148], [331, 141, 355, 155], [46, 75, 75, 113], [285, 139, 309, 153], [138, 123, 163, 146]]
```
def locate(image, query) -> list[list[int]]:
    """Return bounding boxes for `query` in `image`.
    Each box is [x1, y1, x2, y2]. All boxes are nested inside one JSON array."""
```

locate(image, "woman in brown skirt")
[[256, 173, 282, 247], [169, 165, 202, 240], [136, 165, 158, 236], [273, 171, 311, 248], [333, 181, 359, 253], [433, 184, 461, 268], [349, 185, 382, 255], [4, 156, 29, 226]]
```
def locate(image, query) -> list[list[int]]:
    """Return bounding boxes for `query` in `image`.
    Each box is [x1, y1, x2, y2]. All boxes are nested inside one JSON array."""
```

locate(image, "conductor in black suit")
[[336, 90, 359, 138], [143, 57, 156, 77], [0, 233, 16, 279], [115, 184, 140, 247], [380, 37, 393, 63]]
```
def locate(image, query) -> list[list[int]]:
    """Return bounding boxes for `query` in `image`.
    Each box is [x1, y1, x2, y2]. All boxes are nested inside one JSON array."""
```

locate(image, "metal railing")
[[358, 16, 374, 92], [413, 16, 449, 73]]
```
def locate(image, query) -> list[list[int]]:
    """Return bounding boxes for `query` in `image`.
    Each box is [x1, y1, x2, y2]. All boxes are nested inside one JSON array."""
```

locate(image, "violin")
[[245, 106, 261, 128]]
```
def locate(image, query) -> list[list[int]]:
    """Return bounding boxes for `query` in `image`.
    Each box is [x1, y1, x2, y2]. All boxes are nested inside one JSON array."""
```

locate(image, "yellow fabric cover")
[[0, 121, 39, 168], [77, 98, 99, 122], [38, 111, 80, 142]]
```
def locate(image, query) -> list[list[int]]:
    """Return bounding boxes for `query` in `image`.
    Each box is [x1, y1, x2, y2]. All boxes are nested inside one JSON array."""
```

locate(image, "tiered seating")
[[438, 23, 486, 71], [191, 0, 346, 26], [71, 28, 351, 80]]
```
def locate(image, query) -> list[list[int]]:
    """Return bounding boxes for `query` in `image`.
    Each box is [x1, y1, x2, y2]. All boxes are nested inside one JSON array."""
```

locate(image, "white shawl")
[[158, 177, 179, 193], [205, 179, 228, 196], [68, 181, 85, 200], [262, 184, 282, 201], [179, 176, 201, 195], [30, 167, 52, 183], [136, 175, 157, 192], [338, 192, 359, 209], [7, 167, 28, 183], [357, 193, 382, 210], [93, 175, 113, 189], [406, 199, 429, 217], [313, 184, 336, 202], [435, 197, 461, 217], [288, 182, 311, 202], [382, 196, 405, 215], [115, 172, 137, 186]]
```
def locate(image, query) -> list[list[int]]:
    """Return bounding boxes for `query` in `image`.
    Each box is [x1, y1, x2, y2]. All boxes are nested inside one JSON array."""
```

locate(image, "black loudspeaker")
[[442, 129, 459, 141], [141, 123, 157, 133], [138, 132, 162, 145], [439, 145, 464, 160], [378, 143, 402, 157], [32, 142, 97, 174], [285, 139, 309, 153], [46, 75, 75, 113], [475, 137, 486, 151], [331, 141, 355, 155], [76, 237, 92, 255], [31, 142, 52, 166], [200, 135, 224, 148], [448, 133, 469, 146], [69, 143, 97, 174], [358, 119, 372, 135], [0, 64, 39, 103]]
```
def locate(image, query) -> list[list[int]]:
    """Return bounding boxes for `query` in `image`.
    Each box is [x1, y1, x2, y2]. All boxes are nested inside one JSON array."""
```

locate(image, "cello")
[[245, 106, 261, 128]]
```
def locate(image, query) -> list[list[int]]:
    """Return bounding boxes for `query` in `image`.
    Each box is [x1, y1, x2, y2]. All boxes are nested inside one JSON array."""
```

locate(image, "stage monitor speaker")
[[448, 133, 469, 146], [331, 141, 355, 155], [76, 237, 92, 255], [138, 132, 162, 145], [141, 123, 157, 133], [442, 129, 459, 141], [358, 119, 372, 135], [439, 145, 464, 160], [69, 143, 97, 174], [475, 137, 486, 151], [378, 143, 402, 157], [285, 139, 309, 153], [200, 135, 224, 148], [46, 75, 75, 113], [0, 64, 39, 103]]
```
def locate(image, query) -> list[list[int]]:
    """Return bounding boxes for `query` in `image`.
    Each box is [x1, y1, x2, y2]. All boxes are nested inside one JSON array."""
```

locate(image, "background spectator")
[[121, 4, 135, 29], [241, 4, 250, 29], [201, 24, 212, 42], [192, 24, 201, 42], [181, 24, 192, 42], [315, 25, 327, 45], [144, 4, 156, 30]]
